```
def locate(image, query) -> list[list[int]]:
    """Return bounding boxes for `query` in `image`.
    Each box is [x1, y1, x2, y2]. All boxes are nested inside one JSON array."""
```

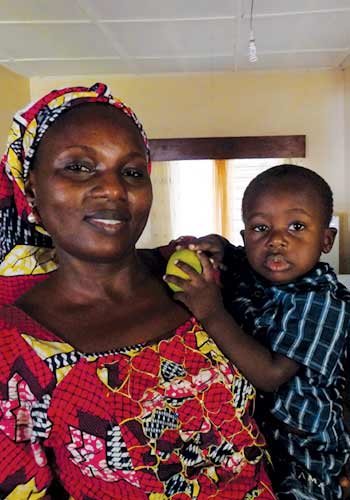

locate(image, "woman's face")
[[27, 104, 153, 263]]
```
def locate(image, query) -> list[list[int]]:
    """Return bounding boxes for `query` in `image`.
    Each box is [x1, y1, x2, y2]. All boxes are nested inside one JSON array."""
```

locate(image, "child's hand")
[[175, 234, 229, 270], [340, 463, 350, 499], [164, 251, 225, 321]]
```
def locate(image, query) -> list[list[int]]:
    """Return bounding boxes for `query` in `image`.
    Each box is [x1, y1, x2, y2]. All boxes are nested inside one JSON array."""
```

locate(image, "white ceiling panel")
[[0, 0, 349, 77], [0, 23, 116, 59], [241, 11, 350, 52], [131, 55, 236, 74], [3, 58, 133, 77], [125, 58, 187, 74], [180, 55, 236, 73], [81, 0, 237, 20], [247, 0, 350, 15], [0, 0, 88, 21], [103, 19, 236, 57], [237, 50, 349, 71]]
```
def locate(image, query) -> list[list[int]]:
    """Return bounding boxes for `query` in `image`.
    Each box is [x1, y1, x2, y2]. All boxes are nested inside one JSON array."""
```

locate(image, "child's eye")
[[289, 222, 305, 231], [252, 224, 269, 232], [65, 162, 93, 173]]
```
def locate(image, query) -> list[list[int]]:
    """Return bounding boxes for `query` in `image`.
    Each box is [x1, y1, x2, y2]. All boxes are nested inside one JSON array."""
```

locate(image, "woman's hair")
[[242, 164, 334, 226]]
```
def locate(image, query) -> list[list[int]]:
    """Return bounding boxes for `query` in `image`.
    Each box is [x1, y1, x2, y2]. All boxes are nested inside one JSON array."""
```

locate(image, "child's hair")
[[242, 164, 333, 226]]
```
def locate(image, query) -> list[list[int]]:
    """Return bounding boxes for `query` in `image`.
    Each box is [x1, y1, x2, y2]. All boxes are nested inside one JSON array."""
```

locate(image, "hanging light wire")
[[249, 0, 258, 62]]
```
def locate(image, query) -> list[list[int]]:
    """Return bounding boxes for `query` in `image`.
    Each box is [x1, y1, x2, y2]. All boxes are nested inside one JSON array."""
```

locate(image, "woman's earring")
[[27, 202, 39, 224], [27, 212, 36, 224]]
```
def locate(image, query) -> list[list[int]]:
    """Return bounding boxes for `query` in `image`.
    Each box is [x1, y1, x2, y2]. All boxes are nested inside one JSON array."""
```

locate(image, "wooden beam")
[[149, 135, 305, 161]]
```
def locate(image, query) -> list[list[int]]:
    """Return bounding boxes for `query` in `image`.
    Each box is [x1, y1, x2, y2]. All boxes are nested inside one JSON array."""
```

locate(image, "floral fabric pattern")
[[0, 306, 274, 499]]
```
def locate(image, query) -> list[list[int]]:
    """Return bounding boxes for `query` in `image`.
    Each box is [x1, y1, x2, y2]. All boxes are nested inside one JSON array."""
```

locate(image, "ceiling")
[[1, 0, 350, 78]]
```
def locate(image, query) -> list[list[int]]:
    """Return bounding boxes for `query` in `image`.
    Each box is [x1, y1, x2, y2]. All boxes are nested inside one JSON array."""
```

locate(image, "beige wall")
[[31, 69, 350, 271], [0, 66, 30, 150], [0, 67, 346, 266], [344, 67, 350, 272]]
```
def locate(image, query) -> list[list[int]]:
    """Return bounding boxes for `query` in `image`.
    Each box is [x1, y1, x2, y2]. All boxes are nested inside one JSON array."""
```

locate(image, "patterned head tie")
[[0, 83, 151, 301]]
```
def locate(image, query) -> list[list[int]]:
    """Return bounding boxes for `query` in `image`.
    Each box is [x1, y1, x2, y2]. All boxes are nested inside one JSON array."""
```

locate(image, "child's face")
[[241, 185, 336, 284]]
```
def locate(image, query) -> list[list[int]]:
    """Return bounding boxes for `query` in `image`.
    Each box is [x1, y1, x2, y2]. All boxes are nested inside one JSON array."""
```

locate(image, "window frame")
[[149, 135, 305, 161]]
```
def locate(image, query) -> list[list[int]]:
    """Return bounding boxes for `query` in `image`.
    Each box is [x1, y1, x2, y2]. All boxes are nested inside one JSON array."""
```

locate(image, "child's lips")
[[264, 254, 291, 272]]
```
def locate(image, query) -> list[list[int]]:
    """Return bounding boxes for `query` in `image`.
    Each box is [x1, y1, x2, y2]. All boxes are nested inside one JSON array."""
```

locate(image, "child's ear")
[[322, 227, 337, 254], [240, 229, 246, 244]]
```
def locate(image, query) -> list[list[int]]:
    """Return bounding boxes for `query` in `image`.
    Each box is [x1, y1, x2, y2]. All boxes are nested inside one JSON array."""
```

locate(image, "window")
[[137, 135, 306, 248], [138, 158, 285, 247], [226, 158, 284, 245], [167, 160, 216, 238]]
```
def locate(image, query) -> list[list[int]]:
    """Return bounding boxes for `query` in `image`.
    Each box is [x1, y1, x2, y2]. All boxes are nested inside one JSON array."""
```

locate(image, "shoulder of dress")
[[0, 305, 22, 332]]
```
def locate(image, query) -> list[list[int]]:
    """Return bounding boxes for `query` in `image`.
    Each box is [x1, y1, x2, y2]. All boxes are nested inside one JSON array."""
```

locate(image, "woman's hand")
[[175, 234, 230, 270], [163, 251, 224, 321]]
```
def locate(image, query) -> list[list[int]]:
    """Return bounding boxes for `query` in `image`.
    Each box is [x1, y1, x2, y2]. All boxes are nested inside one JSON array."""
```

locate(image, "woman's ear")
[[24, 171, 40, 224], [24, 170, 37, 208], [240, 229, 246, 245], [322, 227, 337, 254]]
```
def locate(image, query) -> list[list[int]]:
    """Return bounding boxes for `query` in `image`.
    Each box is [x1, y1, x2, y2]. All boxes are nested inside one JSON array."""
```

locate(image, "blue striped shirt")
[[222, 246, 350, 483]]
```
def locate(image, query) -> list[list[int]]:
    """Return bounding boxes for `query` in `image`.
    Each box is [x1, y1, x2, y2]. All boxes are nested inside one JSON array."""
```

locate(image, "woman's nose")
[[91, 172, 127, 200]]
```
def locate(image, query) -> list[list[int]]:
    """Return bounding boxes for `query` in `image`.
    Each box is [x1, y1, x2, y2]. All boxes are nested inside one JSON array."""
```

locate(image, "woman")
[[0, 83, 274, 499]]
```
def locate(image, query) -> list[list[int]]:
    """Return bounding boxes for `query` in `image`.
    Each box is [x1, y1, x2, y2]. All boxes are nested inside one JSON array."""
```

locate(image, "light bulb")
[[249, 27, 257, 63], [249, 38, 257, 62]]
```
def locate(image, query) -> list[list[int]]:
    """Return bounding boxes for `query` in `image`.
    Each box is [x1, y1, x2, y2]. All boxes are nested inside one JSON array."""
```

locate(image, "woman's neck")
[[47, 249, 152, 305]]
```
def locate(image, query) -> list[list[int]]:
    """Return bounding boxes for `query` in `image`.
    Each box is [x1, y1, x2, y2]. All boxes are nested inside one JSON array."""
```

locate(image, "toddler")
[[164, 165, 350, 499]]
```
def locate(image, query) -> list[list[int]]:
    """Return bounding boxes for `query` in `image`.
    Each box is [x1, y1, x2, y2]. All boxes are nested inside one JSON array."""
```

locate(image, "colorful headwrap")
[[0, 82, 151, 304]]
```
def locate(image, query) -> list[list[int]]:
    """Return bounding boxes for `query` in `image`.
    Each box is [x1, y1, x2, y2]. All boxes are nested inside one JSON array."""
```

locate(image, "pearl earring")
[[27, 212, 36, 224], [27, 201, 38, 224]]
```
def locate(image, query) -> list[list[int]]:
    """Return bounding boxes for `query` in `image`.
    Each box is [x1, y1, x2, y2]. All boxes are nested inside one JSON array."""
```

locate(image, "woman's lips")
[[84, 210, 130, 234]]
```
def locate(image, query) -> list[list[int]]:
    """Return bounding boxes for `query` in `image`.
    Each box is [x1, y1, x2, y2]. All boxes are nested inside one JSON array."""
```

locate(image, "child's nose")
[[267, 229, 287, 248]]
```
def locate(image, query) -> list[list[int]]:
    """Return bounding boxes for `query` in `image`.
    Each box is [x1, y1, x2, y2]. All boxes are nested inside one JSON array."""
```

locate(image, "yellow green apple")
[[166, 248, 202, 292]]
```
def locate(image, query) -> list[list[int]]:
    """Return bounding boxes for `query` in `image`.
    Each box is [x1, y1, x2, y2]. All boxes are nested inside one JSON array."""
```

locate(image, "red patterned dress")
[[0, 305, 275, 499]]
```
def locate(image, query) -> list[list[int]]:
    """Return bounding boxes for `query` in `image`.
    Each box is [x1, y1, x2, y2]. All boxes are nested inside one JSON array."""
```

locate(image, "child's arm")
[[340, 467, 350, 499], [164, 251, 299, 392]]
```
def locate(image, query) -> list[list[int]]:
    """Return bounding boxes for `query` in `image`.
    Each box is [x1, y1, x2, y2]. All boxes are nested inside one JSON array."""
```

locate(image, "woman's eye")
[[252, 224, 268, 232], [289, 222, 305, 231], [123, 167, 145, 178], [65, 163, 93, 173]]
